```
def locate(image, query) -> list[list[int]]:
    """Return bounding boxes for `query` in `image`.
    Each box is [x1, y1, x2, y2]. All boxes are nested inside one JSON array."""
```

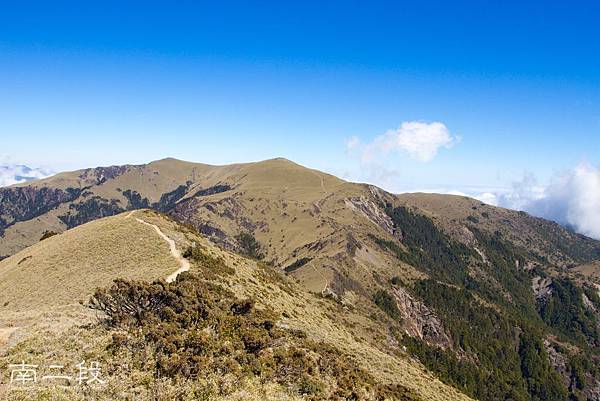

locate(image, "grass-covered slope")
[[0, 210, 473, 401], [0, 210, 180, 312]]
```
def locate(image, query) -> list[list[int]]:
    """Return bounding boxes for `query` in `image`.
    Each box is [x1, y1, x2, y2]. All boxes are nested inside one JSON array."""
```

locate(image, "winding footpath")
[[126, 211, 190, 282]]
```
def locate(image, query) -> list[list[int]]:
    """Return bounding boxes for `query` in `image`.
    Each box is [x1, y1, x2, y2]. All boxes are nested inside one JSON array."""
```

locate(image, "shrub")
[[40, 230, 58, 241], [373, 289, 401, 320], [89, 273, 419, 400], [182, 243, 234, 276], [235, 232, 264, 259], [284, 257, 311, 273], [466, 215, 479, 224]]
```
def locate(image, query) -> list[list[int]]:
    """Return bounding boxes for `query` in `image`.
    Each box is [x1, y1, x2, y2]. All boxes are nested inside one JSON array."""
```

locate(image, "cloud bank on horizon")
[[438, 163, 600, 240], [0, 164, 53, 187]]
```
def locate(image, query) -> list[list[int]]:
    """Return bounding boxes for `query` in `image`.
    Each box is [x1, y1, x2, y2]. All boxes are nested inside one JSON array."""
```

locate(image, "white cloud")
[[0, 164, 54, 187], [472, 192, 499, 206], [520, 163, 600, 239], [428, 163, 600, 240], [362, 121, 459, 163]]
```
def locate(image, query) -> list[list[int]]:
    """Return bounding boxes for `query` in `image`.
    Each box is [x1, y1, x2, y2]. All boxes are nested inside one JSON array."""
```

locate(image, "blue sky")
[[1, 1, 599, 198]]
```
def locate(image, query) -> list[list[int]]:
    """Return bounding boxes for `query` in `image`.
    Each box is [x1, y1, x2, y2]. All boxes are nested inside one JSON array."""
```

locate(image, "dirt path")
[[310, 171, 330, 212], [311, 171, 327, 194], [126, 211, 190, 282]]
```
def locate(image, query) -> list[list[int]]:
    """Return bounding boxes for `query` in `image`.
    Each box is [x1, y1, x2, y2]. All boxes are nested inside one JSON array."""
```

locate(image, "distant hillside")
[[1, 158, 599, 400]]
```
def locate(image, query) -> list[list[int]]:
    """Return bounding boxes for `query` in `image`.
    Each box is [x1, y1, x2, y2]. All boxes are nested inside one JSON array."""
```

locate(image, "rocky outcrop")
[[583, 292, 598, 312], [545, 340, 600, 401], [532, 276, 553, 300], [585, 378, 600, 401], [544, 340, 570, 388], [391, 286, 453, 350], [345, 196, 395, 235]]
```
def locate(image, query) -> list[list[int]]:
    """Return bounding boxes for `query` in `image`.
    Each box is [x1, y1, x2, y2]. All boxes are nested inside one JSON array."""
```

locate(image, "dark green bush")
[[40, 230, 58, 241], [390, 276, 402, 286], [373, 289, 401, 321], [466, 215, 479, 224], [284, 257, 311, 273], [235, 232, 264, 259], [90, 273, 419, 400], [182, 243, 234, 276]]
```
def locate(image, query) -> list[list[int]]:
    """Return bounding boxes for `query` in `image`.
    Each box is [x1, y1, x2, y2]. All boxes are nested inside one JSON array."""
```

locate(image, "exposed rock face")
[[345, 196, 395, 235], [544, 340, 570, 388], [544, 340, 600, 401], [583, 292, 598, 312], [473, 247, 489, 265], [391, 286, 453, 350], [532, 276, 553, 300], [582, 291, 600, 336], [446, 225, 478, 246], [586, 378, 600, 401]]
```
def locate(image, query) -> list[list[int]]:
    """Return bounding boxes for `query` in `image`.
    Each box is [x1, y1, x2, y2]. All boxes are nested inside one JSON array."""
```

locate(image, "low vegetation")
[[89, 273, 420, 400], [39, 230, 58, 241], [182, 242, 234, 277], [236, 232, 264, 260], [372, 290, 401, 321]]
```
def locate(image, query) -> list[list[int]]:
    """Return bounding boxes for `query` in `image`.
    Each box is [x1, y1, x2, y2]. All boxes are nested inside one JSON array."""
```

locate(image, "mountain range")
[[0, 157, 599, 401]]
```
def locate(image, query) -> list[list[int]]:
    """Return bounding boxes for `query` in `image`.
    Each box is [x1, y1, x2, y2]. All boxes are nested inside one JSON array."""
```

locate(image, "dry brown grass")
[[0, 212, 179, 313], [0, 210, 473, 401], [197, 240, 473, 401]]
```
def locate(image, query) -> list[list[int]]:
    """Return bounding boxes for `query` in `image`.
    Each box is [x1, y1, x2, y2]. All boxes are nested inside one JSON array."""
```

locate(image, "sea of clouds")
[[463, 163, 600, 240], [0, 164, 54, 187]]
